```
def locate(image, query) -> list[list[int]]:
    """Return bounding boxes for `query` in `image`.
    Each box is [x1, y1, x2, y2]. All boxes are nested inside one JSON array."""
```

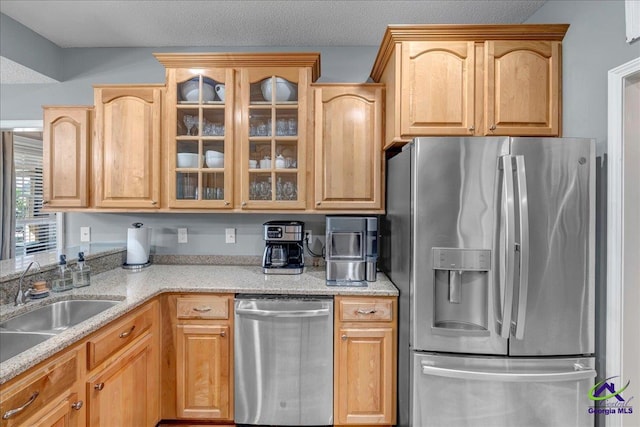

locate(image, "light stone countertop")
[[0, 264, 397, 384]]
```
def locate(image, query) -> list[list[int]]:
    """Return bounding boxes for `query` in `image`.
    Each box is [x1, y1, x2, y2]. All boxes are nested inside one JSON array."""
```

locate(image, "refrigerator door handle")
[[513, 155, 530, 340], [499, 155, 516, 339], [421, 362, 596, 383]]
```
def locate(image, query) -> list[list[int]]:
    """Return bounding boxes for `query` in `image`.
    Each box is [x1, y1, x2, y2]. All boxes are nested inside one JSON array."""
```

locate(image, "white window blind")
[[14, 134, 57, 256]]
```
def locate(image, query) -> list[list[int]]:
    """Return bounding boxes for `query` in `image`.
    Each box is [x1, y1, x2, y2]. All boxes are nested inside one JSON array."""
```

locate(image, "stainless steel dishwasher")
[[234, 295, 333, 426]]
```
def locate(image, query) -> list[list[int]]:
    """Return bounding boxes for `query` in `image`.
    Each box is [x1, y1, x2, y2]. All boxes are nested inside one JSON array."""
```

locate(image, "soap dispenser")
[[52, 254, 73, 292], [73, 252, 91, 288]]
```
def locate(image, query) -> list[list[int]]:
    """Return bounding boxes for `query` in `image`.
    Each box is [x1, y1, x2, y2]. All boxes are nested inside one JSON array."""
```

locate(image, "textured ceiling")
[[1, 0, 547, 48]]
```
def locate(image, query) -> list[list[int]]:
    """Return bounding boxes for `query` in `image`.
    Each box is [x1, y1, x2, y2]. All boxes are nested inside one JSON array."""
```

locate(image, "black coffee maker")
[[262, 221, 304, 274]]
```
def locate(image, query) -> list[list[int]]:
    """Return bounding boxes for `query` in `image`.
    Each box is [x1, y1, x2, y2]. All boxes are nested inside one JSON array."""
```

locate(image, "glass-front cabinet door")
[[167, 68, 234, 208], [240, 68, 308, 210]]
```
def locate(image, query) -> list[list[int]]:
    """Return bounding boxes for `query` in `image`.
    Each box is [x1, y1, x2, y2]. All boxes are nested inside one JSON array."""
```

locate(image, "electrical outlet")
[[225, 228, 236, 244], [305, 230, 312, 243], [80, 227, 91, 242], [178, 228, 188, 244]]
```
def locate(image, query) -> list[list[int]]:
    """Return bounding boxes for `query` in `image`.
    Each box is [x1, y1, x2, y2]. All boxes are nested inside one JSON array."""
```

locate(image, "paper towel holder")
[[123, 222, 152, 270]]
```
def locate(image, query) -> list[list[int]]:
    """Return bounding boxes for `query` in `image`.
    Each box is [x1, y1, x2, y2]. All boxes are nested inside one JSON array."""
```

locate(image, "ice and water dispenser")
[[432, 248, 491, 333]]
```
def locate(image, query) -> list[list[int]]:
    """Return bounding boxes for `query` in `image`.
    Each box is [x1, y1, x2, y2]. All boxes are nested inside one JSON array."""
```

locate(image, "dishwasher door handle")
[[235, 307, 331, 318]]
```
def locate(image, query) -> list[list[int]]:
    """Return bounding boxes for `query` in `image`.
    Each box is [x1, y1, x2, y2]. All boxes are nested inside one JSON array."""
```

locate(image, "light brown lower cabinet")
[[164, 294, 234, 422], [0, 351, 81, 427], [85, 300, 160, 427], [86, 334, 155, 426], [334, 296, 397, 426]]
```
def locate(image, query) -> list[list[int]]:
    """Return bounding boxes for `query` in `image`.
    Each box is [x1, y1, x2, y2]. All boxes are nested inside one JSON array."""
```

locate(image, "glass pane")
[[176, 141, 201, 168], [249, 173, 272, 201], [275, 109, 297, 136], [249, 109, 272, 137], [204, 141, 224, 169], [249, 142, 272, 170], [275, 141, 297, 169], [202, 109, 225, 136], [275, 173, 298, 201], [203, 173, 225, 200], [177, 172, 198, 200], [178, 109, 199, 136], [178, 76, 218, 104]]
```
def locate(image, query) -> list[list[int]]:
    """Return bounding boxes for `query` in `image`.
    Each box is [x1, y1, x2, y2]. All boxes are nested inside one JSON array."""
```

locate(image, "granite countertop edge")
[[0, 264, 398, 384]]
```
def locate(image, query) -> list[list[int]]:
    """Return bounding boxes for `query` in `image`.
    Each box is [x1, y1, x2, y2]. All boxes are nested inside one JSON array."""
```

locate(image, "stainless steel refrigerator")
[[382, 137, 596, 427]]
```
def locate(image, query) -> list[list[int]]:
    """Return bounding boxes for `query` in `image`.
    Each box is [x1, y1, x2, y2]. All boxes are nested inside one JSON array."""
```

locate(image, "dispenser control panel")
[[432, 248, 491, 271]]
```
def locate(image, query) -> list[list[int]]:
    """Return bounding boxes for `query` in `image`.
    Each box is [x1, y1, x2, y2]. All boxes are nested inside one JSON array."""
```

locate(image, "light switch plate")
[[225, 228, 236, 244], [80, 227, 91, 242], [178, 228, 188, 244]]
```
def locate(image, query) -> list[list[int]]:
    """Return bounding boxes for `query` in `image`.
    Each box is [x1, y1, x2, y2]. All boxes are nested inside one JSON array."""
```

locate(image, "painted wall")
[[525, 0, 639, 155]]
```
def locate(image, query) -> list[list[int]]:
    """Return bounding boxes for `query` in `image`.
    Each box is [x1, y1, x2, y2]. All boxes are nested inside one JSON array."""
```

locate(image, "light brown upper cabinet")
[[154, 53, 320, 211], [43, 106, 92, 208], [313, 84, 384, 212], [370, 24, 569, 149], [93, 85, 163, 208]]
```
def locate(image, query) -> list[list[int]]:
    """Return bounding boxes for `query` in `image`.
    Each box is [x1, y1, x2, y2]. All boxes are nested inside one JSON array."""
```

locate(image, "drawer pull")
[[119, 325, 135, 338], [94, 383, 105, 391], [356, 308, 377, 315], [220, 330, 226, 337], [193, 306, 212, 313], [2, 391, 39, 420], [341, 334, 347, 341], [71, 400, 83, 410]]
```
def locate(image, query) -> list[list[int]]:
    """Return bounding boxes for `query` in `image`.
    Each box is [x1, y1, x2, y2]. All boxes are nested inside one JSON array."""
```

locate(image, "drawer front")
[[339, 298, 393, 322], [177, 296, 229, 320], [87, 303, 154, 370], [0, 352, 77, 427]]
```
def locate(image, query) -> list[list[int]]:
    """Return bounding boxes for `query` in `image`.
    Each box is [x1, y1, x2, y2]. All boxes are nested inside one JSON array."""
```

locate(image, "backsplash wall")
[[65, 212, 327, 256]]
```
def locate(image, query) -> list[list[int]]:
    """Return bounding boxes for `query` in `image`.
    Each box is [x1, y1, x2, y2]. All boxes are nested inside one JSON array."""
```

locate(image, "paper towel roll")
[[126, 225, 151, 265]]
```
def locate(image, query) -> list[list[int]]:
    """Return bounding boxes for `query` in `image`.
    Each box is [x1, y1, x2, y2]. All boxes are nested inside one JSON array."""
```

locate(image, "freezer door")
[[412, 137, 510, 355], [412, 353, 596, 427], [509, 138, 595, 356]]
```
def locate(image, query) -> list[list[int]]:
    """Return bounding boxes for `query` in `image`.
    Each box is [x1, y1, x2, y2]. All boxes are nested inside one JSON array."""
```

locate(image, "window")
[[14, 132, 57, 256]]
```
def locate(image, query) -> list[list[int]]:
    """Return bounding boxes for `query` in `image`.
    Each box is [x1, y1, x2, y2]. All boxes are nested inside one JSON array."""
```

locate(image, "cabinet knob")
[[468, 126, 475, 132], [242, 201, 247, 207], [71, 400, 84, 411], [490, 124, 497, 131], [94, 383, 105, 391], [316, 201, 321, 206], [224, 201, 230, 206], [220, 330, 226, 337], [341, 334, 347, 341], [42, 200, 49, 205], [151, 200, 157, 205]]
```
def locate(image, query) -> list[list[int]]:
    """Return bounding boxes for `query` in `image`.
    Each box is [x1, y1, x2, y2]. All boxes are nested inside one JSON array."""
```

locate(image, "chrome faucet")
[[15, 261, 40, 306]]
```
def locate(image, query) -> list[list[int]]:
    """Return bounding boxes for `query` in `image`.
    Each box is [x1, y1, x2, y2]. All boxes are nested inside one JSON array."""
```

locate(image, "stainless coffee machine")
[[262, 221, 304, 274], [326, 216, 378, 283]]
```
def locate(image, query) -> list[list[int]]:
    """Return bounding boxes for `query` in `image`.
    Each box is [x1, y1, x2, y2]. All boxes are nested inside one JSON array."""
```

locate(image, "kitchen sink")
[[0, 330, 56, 363], [0, 299, 122, 363], [0, 299, 122, 334]]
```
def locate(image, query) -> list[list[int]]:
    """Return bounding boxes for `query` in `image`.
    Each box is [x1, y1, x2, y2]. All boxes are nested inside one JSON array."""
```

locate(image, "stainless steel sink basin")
[[0, 330, 56, 363], [0, 299, 121, 335]]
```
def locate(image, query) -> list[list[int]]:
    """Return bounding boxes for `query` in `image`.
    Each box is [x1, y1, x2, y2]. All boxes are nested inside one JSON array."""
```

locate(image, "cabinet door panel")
[[401, 41, 475, 135], [485, 40, 560, 136], [176, 324, 231, 420], [43, 107, 91, 208], [94, 86, 162, 208], [314, 85, 383, 210], [335, 327, 394, 424]]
